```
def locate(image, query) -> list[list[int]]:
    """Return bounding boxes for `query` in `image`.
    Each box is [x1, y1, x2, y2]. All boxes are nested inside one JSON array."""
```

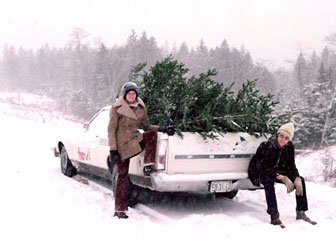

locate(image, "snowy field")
[[0, 93, 335, 240]]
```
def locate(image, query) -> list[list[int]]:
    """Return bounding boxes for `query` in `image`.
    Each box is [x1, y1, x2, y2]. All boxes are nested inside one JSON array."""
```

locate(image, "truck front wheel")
[[60, 146, 77, 177]]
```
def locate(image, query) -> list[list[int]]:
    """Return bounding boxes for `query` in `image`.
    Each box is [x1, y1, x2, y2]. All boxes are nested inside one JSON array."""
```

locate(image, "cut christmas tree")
[[130, 56, 284, 139]]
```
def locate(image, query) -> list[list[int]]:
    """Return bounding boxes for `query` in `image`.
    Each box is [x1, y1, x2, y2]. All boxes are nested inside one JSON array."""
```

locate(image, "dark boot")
[[296, 211, 317, 225], [270, 213, 285, 228], [143, 165, 154, 176], [114, 212, 128, 219]]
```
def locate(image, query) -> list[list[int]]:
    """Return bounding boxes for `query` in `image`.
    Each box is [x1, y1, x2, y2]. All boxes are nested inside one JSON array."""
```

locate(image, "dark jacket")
[[248, 136, 300, 186]]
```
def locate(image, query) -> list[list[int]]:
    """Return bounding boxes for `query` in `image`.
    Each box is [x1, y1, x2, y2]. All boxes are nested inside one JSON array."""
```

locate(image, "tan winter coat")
[[108, 96, 159, 160]]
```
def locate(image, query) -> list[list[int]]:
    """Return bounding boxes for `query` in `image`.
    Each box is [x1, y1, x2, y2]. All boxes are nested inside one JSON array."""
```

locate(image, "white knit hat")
[[277, 122, 295, 140]]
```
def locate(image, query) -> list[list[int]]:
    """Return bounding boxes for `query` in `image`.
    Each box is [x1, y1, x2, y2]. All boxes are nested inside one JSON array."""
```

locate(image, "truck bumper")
[[149, 173, 263, 193]]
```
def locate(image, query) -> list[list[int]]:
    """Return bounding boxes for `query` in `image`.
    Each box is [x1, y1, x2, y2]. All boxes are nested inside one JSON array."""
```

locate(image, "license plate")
[[210, 181, 231, 193]]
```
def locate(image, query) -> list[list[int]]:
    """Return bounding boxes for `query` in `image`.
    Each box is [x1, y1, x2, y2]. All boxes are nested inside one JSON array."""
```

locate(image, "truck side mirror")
[[83, 123, 90, 130]]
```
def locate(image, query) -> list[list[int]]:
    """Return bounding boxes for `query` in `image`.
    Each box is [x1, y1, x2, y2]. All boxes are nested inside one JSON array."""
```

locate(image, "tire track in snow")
[[72, 173, 175, 224]]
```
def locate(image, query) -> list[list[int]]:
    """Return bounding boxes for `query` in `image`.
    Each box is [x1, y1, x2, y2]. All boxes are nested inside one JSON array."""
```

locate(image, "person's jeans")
[[114, 130, 158, 211], [114, 158, 130, 212], [260, 175, 308, 214], [140, 130, 158, 166]]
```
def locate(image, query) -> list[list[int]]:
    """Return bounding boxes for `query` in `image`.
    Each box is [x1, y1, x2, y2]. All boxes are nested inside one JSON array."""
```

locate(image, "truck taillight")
[[156, 139, 167, 170]]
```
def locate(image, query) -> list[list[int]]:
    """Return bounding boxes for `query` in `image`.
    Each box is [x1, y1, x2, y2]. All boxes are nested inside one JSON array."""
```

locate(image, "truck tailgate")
[[166, 132, 265, 177]]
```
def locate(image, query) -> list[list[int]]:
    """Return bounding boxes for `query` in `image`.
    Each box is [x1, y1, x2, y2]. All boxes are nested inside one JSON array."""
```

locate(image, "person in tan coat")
[[108, 82, 175, 219]]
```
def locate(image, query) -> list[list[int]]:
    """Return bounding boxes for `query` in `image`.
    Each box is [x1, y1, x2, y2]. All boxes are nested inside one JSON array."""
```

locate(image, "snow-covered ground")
[[0, 93, 335, 240]]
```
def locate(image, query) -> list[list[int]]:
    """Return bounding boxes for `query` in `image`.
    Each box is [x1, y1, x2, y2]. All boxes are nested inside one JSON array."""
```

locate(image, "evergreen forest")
[[0, 28, 335, 149]]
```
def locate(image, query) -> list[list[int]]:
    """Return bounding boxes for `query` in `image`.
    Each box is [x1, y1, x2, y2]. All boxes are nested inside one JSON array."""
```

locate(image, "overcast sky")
[[1, 0, 336, 69]]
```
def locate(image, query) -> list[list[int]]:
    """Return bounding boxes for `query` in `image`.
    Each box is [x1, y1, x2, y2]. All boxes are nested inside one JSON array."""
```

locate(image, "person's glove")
[[294, 177, 303, 196], [158, 126, 175, 136], [279, 176, 295, 193], [110, 150, 121, 164]]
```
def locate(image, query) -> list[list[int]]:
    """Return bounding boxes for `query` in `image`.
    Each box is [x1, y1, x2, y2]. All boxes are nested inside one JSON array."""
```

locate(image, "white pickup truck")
[[54, 106, 265, 203]]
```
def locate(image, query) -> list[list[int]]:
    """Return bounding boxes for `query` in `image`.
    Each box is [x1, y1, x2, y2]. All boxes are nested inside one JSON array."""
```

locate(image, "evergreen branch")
[[172, 113, 260, 128]]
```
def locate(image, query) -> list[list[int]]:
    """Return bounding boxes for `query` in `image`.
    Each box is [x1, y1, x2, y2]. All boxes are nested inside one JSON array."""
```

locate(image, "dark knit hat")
[[122, 82, 139, 99]]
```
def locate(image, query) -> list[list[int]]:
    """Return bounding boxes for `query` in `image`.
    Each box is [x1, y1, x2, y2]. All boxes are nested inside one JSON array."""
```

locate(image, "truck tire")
[[60, 146, 77, 177]]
